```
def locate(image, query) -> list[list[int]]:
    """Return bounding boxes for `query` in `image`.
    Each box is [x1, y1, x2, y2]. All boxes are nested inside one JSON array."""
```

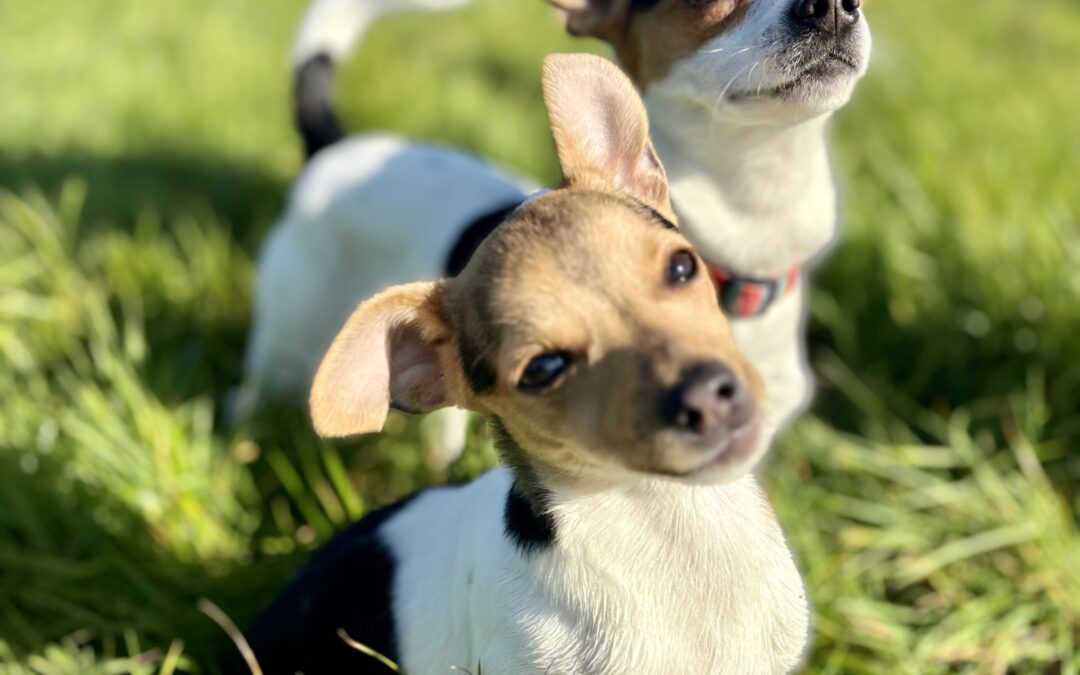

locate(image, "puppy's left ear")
[[310, 281, 465, 438], [542, 53, 675, 223]]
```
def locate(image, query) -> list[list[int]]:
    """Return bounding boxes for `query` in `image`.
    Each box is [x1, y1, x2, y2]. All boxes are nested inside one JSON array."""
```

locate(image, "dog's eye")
[[518, 352, 573, 393], [667, 250, 698, 286]]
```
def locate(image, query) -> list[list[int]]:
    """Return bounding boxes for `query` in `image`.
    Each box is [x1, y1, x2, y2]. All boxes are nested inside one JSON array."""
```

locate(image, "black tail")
[[294, 53, 346, 160]]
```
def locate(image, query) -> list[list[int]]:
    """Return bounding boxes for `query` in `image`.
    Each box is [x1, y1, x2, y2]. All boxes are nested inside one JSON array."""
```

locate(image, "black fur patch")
[[458, 334, 498, 395], [444, 200, 522, 277], [244, 496, 419, 674], [623, 195, 678, 231], [504, 484, 556, 553], [639, 202, 678, 231], [631, 0, 663, 12], [492, 419, 557, 553], [295, 53, 346, 160]]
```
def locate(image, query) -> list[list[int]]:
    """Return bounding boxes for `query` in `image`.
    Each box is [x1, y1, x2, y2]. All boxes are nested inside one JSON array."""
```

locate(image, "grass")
[[0, 0, 1077, 672]]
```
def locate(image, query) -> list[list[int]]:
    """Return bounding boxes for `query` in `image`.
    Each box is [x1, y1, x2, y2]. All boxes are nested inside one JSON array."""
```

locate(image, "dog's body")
[[247, 54, 808, 674], [251, 467, 806, 674], [243, 0, 871, 449]]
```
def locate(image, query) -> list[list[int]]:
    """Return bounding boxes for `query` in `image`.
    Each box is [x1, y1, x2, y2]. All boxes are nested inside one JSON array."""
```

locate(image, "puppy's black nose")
[[661, 361, 753, 437], [792, 0, 860, 33]]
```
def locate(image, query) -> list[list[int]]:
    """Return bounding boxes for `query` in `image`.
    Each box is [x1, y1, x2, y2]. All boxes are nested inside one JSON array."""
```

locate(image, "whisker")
[[713, 59, 758, 113], [697, 44, 760, 55], [757, 53, 780, 98], [746, 59, 763, 94]]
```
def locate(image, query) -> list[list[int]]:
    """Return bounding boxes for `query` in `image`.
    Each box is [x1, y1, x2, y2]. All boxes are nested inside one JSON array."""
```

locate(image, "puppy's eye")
[[667, 250, 698, 286], [518, 351, 573, 393]]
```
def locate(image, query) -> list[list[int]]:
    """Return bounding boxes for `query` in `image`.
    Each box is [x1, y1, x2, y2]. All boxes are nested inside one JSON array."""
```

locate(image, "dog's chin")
[[726, 48, 865, 122], [658, 421, 770, 486], [732, 68, 859, 121]]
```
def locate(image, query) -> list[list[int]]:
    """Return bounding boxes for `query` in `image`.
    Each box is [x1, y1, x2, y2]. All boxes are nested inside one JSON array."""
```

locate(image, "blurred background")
[[1, 0, 1078, 672]]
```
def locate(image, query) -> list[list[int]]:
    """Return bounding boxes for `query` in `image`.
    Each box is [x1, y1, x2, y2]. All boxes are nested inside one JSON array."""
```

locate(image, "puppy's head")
[[552, 0, 871, 125], [311, 54, 768, 486]]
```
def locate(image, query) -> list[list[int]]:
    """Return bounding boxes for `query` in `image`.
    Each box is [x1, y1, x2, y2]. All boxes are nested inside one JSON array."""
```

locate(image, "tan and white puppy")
[[246, 54, 807, 675], [245, 0, 871, 463]]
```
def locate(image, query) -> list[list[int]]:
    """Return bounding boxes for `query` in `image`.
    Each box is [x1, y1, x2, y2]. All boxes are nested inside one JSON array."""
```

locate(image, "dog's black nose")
[[792, 0, 860, 33], [661, 361, 753, 437]]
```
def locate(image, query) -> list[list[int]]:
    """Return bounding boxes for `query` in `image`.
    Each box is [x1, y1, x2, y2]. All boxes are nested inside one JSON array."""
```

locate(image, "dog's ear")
[[542, 53, 675, 222], [549, 0, 629, 41], [310, 281, 464, 437]]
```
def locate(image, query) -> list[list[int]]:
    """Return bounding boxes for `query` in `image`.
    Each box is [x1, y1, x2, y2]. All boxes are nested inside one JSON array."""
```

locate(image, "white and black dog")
[[246, 54, 808, 674], [243, 0, 871, 462]]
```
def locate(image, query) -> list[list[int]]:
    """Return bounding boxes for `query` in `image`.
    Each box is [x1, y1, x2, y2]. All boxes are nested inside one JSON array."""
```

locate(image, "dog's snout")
[[792, 0, 860, 33], [661, 361, 753, 437]]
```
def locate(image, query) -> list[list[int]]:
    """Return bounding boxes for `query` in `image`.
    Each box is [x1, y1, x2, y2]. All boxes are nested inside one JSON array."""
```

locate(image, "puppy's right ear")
[[310, 282, 464, 438], [541, 53, 675, 223]]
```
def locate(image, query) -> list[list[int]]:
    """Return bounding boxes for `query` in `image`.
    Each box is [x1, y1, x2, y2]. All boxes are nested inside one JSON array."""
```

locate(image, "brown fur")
[[310, 54, 764, 483], [553, 0, 753, 86], [445, 189, 762, 478]]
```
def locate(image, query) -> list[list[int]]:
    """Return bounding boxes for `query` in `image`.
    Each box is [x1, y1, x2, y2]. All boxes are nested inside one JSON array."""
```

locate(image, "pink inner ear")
[[388, 323, 447, 414], [309, 317, 393, 437]]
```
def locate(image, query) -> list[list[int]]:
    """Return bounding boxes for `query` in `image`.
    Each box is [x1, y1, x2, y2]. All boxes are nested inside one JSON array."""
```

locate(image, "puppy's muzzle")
[[660, 361, 754, 442], [791, 0, 861, 34]]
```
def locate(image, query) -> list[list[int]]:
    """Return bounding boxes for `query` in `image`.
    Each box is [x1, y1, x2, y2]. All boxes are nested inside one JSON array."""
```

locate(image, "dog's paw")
[[420, 407, 471, 473]]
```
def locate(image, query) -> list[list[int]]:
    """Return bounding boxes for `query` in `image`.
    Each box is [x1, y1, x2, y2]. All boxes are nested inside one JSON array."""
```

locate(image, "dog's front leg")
[[419, 406, 471, 472]]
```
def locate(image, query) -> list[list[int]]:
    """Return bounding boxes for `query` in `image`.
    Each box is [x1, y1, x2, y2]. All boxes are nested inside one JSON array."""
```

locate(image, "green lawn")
[[1, 0, 1078, 672]]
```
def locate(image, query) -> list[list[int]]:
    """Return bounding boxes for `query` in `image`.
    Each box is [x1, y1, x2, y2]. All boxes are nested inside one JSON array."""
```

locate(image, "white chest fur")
[[383, 469, 808, 675]]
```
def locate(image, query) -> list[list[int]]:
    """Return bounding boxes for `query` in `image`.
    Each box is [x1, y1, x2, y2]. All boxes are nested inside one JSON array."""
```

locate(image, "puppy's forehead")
[[475, 190, 676, 293], [449, 190, 679, 340]]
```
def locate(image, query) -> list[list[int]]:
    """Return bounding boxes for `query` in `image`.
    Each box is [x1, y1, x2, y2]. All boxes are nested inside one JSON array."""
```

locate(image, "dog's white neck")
[[520, 473, 809, 673], [647, 93, 838, 277]]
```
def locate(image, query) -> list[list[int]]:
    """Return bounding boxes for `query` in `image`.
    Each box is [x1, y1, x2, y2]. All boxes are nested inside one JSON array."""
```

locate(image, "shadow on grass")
[[0, 148, 289, 250], [0, 147, 295, 407]]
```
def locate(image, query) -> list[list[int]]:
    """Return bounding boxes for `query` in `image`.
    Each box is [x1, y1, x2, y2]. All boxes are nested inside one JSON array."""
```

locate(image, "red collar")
[[706, 263, 799, 318]]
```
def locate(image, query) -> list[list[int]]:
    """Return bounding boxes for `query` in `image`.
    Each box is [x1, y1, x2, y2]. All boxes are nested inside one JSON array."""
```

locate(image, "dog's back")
[[244, 134, 526, 402]]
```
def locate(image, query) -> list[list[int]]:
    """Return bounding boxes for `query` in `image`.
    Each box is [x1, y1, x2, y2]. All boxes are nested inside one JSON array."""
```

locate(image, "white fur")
[[382, 467, 808, 674]]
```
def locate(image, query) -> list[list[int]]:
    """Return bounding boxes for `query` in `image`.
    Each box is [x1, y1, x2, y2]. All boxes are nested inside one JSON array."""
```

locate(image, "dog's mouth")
[[729, 51, 860, 102], [680, 420, 764, 477]]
